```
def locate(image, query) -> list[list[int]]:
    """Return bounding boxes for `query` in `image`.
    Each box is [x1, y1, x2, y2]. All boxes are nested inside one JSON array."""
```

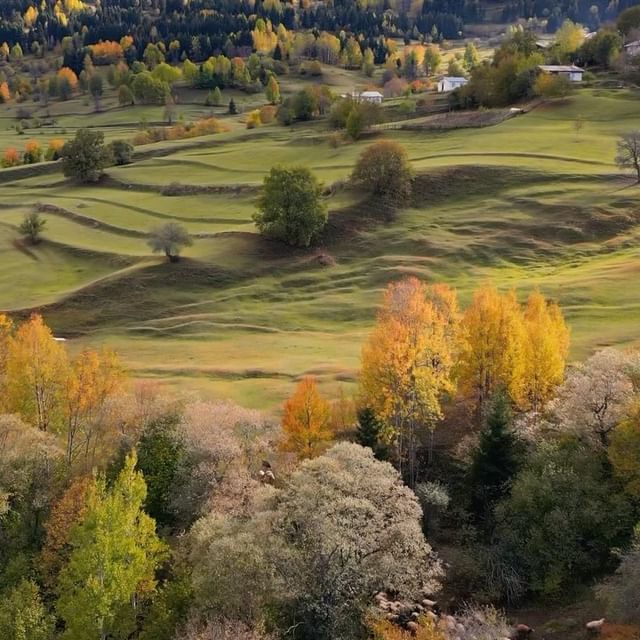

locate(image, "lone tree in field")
[[351, 139, 413, 202], [616, 131, 640, 182], [61, 129, 111, 183], [148, 223, 193, 262], [253, 165, 328, 247], [19, 212, 46, 244]]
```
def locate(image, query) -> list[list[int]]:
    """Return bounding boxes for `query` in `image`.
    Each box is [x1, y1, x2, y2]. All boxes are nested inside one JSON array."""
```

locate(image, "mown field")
[[1, 83, 640, 409]]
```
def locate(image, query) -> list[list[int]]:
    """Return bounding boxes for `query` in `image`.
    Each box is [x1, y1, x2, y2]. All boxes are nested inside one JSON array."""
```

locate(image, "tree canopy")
[[253, 165, 327, 247]]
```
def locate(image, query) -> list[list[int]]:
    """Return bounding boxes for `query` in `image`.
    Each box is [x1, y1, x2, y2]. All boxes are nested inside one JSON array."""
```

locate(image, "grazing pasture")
[[1, 86, 640, 407]]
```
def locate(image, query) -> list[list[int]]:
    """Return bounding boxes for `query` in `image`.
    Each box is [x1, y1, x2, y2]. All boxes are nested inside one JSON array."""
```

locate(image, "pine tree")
[[468, 390, 521, 528], [355, 407, 387, 459]]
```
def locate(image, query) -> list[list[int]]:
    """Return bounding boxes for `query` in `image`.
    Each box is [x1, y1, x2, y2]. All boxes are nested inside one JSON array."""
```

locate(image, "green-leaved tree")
[[253, 165, 327, 247], [19, 212, 46, 244], [56, 451, 167, 640], [61, 129, 111, 183]]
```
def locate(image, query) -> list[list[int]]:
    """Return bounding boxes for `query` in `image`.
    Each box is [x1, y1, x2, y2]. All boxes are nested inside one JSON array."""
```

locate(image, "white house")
[[537, 65, 584, 82], [343, 90, 384, 104], [437, 76, 468, 93], [624, 40, 640, 57]]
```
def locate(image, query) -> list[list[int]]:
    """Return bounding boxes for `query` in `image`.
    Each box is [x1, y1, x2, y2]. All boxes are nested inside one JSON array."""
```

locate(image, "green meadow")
[[1, 85, 640, 409]]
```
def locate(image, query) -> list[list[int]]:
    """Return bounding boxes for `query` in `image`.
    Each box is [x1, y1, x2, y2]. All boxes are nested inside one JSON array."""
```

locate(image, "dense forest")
[[0, 0, 638, 63]]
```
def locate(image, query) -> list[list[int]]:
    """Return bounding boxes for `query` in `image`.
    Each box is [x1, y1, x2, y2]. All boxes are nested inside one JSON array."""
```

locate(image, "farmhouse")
[[345, 90, 384, 103], [437, 76, 468, 92], [537, 65, 584, 82], [624, 40, 640, 57]]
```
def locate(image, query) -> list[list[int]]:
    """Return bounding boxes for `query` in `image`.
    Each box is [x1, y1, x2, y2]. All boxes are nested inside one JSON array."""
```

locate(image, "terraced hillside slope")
[[2, 88, 640, 407]]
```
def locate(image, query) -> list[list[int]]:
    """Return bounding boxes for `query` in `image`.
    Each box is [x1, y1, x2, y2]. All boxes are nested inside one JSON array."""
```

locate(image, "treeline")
[[0, 0, 637, 62]]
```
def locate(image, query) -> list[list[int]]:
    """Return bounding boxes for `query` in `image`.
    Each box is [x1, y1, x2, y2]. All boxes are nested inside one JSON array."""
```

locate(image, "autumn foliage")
[[57, 66, 79, 91], [90, 40, 124, 64], [361, 279, 570, 457], [360, 277, 459, 482], [2, 313, 125, 467], [281, 376, 333, 459], [457, 284, 569, 418], [40, 476, 92, 588], [2, 146, 20, 167]]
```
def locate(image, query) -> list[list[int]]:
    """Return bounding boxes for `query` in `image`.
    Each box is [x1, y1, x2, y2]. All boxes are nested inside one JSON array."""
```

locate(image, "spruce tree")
[[468, 389, 521, 527], [355, 407, 387, 459]]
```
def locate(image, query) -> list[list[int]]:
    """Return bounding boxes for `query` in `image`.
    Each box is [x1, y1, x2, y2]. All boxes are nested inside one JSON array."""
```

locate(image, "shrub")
[[2, 147, 21, 168], [108, 140, 133, 165], [45, 139, 65, 161], [351, 140, 413, 201], [258, 105, 277, 124], [23, 140, 42, 164], [246, 109, 261, 129], [18, 212, 46, 244]]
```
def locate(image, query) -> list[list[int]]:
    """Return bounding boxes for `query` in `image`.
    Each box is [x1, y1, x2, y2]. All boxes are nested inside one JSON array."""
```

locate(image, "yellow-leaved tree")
[[457, 285, 570, 420], [281, 376, 333, 459], [360, 277, 459, 484], [63, 348, 124, 467], [6, 314, 68, 432], [518, 289, 570, 412], [0, 313, 13, 408], [456, 284, 526, 423]]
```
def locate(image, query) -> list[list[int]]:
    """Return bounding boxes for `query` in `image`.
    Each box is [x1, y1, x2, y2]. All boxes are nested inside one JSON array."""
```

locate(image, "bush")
[[308, 60, 323, 76], [108, 140, 133, 165], [22, 140, 42, 164], [18, 212, 46, 244], [351, 140, 413, 201], [45, 139, 65, 161], [259, 105, 277, 124], [246, 109, 261, 129], [2, 147, 21, 168]]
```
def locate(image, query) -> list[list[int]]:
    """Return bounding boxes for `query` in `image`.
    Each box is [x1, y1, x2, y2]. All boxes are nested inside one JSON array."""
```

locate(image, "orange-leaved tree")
[[360, 277, 459, 484], [6, 314, 68, 432], [40, 475, 92, 589], [281, 376, 333, 459]]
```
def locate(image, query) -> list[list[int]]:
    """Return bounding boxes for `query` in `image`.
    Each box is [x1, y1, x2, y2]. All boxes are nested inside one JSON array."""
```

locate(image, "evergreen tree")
[[468, 390, 521, 528], [137, 415, 185, 529], [57, 451, 167, 640], [355, 407, 387, 459]]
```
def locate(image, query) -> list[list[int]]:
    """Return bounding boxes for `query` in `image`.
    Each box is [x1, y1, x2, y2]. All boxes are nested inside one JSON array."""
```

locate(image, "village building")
[[537, 65, 584, 82], [436, 76, 468, 92], [624, 40, 640, 57]]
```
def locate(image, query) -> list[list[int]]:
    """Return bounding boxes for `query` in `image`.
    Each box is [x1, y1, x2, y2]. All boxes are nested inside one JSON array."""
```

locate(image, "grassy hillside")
[[2, 86, 640, 409]]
